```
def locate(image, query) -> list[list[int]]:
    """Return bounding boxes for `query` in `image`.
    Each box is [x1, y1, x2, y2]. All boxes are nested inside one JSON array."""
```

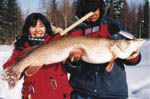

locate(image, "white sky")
[[17, 0, 62, 16], [17, 0, 148, 17], [17, 0, 41, 14]]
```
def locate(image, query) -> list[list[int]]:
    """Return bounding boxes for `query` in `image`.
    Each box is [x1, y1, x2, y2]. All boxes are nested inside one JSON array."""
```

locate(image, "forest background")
[[0, 0, 149, 44]]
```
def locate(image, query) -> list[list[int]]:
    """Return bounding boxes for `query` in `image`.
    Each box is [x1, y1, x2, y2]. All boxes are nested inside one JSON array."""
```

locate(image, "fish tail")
[[1, 65, 22, 88]]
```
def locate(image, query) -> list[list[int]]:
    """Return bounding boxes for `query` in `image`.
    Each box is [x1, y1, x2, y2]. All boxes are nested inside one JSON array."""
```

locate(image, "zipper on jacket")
[[28, 82, 35, 99]]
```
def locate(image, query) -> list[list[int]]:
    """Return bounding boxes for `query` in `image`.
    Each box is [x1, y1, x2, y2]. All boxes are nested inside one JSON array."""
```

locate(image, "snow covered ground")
[[126, 39, 150, 99], [0, 40, 149, 99]]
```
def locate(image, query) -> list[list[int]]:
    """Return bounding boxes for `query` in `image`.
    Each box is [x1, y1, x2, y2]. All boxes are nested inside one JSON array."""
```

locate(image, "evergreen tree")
[[0, 0, 23, 44], [15, 6, 24, 40], [0, 0, 5, 27], [137, 4, 144, 38], [143, 0, 149, 38], [105, 0, 125, 20], [0, 0, 7, 43], [5, 0, 18, 42]]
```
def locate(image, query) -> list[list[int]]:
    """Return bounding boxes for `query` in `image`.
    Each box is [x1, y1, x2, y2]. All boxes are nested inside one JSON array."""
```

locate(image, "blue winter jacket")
[[64, 16, 141, 98]]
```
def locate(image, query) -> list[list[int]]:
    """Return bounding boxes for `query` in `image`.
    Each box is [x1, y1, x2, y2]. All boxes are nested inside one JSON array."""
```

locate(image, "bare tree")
[[39, 0, 49, 14], [48, 0, 58, 26], [120, 0, 129, 27], [137, 4, 144, 38], [61, 0, 71, 28], [71, 0, 76, 16], [120, 0, 143, 37], [41, 0, 77, 29]]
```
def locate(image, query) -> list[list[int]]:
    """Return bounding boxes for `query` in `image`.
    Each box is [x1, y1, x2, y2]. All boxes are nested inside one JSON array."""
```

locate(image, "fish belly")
[[82, 48, 113, 64]]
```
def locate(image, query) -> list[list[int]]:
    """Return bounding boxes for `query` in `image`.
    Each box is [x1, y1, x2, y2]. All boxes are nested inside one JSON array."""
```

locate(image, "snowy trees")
[[106, 0, 149, 38], [0, 0, 149, 44], [0, 0, 23, 44], [39, 0, 76, 29], [143, 0, 149, 38]]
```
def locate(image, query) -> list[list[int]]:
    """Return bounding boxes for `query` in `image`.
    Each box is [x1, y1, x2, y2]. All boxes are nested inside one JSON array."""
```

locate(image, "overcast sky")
[[17, 0, 148, 17]]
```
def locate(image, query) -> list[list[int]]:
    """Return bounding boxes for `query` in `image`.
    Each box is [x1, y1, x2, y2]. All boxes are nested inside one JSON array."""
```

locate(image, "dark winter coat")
[[64, 16, 141, 98]]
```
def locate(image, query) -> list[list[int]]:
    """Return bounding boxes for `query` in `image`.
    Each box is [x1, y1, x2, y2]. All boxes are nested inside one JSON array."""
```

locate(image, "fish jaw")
[[131, 39, 145, 50], [111, 39, 145, 59]]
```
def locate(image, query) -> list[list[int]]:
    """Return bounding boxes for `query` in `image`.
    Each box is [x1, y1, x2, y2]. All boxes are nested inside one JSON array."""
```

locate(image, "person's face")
[[29, 19, 46, 38], [87, 8, 100, 22]]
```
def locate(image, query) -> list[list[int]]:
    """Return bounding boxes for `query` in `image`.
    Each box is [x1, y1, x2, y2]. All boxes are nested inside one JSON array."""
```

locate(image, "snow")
[[0, 40, 150, 99], [126, 39, 150, 99], [0, 44, 24, 99]]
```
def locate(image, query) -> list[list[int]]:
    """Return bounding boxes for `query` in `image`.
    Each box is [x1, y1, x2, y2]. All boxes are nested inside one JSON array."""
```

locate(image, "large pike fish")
[[2, 36, 145, 88]]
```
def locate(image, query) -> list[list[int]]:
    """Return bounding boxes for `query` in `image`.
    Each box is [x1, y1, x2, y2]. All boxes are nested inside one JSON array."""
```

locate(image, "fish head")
[[128, 39, 145, 50], [111, 39, 145, 59]]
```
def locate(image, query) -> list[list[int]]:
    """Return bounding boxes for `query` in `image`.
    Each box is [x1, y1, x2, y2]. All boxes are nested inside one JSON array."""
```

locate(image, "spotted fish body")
[[3, 36, 145, 88]]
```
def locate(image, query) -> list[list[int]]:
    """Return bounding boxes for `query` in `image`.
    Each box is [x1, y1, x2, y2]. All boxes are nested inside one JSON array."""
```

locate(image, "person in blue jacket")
[[64, 0, 142, 99]]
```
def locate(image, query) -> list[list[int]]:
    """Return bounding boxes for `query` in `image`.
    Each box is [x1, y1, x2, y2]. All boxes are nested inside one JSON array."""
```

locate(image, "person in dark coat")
[[64, 0, 141, 99]]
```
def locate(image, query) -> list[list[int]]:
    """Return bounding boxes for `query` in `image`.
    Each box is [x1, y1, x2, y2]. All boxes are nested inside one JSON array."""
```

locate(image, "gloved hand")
[[126, 50, 140, 60], [51, 24, 63, 34]]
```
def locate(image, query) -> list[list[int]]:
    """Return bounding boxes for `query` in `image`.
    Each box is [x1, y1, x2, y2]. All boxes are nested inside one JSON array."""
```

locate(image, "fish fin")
[[18, 45, 39, 60], [25, 66, 42, 76], [2, 66, 21, 88], [105, 54, 116, 72]]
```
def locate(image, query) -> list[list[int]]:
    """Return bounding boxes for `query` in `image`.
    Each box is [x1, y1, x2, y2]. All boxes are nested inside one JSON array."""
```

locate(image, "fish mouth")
[[133, 39, 145, 48]]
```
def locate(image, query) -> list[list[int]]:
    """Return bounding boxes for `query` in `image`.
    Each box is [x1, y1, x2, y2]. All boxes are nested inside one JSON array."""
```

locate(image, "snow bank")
[[126, 40, 150, 99], [0, 44, 24, 99]]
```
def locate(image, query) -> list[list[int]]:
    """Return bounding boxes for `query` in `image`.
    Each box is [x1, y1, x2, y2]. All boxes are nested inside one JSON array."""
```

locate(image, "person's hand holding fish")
[[69, 49, 84, 62]]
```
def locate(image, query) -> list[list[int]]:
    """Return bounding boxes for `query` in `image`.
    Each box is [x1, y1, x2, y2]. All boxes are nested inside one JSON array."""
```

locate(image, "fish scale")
[[2, 36, 145, 88]]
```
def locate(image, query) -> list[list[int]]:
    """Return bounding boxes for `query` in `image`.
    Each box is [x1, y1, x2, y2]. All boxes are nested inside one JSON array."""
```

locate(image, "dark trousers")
[[71, 91, 127, 99]]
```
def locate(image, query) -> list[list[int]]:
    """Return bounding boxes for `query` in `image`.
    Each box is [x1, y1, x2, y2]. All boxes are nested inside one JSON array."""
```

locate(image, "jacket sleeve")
[[22, 75, 36, 99], [123, 50, 141, 66], [3, 49, 22, 69], [63, 58, 83, 73], [107, 17, 130, 40]]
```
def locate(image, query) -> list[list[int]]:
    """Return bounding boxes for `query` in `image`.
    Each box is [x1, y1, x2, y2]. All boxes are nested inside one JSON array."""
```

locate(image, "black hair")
[[15, 13, 53, 48], [22, 13, 53, 36], [76, 0, 106, 19]]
